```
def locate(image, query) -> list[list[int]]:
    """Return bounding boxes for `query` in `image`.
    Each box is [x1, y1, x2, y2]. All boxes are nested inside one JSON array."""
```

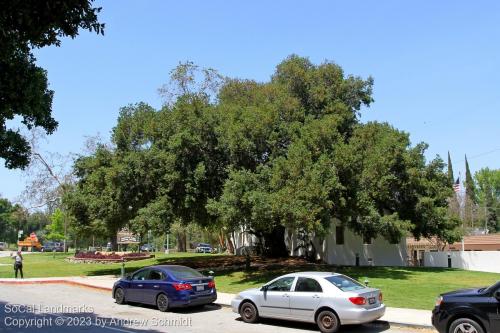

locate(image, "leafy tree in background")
[[45, 208, 65, 241], [0, 198, 17, 243], [475, 168, 500, 232], [0, 0, 104, 169]]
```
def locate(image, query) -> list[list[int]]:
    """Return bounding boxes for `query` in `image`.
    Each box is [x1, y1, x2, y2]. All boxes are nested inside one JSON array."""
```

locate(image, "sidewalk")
[[0, 276, 433, 329]]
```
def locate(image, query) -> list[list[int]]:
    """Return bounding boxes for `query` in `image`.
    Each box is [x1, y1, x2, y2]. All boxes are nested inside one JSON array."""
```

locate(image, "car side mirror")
[[261, 285, 268, 292], [125, 274, 132, 281], [494, 291, 500, 300]]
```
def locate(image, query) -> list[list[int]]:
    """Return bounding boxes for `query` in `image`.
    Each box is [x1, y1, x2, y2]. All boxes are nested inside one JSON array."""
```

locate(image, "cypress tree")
[[465, 155, 477, 204], [447, 151, 454, 187]]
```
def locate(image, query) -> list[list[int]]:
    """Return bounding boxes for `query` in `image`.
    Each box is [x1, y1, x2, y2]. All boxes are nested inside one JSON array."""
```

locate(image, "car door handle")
[[313, 295, 320, 299], [153, 285, 159, 288], [137, 284, 143, 287], [282, 294, 289, 297]]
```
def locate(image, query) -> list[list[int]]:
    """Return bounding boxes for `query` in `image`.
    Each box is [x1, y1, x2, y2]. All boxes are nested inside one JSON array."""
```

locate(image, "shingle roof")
[[407, 234, 500, 246]]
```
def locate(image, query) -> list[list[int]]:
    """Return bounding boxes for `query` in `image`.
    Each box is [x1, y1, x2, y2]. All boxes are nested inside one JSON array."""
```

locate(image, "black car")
[[432, 281, 500, 333]]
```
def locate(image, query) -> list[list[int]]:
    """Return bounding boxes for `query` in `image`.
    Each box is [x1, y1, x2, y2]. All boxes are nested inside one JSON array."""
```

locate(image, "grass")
[[214, 266, 500, 309], [0, 252, 223, 278], [1, 252, 499, 310]]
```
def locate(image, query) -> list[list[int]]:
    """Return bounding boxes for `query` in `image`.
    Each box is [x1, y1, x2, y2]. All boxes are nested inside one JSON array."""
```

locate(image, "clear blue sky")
[[1, 0, 499, 202]]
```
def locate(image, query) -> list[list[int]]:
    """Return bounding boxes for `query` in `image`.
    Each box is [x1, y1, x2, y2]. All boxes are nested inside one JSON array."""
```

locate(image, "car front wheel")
[[157, 293, 170, 312], [240, 302, 259, 323], [316, 310, 340, 333], [114, 287, 126, 304], [449, 318, 484, 333]]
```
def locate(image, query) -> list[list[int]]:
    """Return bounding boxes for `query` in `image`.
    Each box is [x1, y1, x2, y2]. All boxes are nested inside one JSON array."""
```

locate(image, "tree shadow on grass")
[[224, 264, 456, 288], [84, 255, 457, 282]]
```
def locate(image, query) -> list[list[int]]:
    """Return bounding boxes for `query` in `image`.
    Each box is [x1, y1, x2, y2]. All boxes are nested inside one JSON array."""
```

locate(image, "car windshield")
[[167, 266, 204, 280], [325, 275, 365, 291]]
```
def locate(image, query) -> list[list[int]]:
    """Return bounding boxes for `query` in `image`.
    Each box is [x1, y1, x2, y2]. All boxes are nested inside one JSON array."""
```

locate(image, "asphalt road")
[[0, 284, 435, 333]]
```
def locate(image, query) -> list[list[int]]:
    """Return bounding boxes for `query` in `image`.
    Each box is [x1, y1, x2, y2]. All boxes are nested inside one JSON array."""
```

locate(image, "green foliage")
[[474, 168, 500, 232], [465, 155, 477, 204], [447, 151, 454, 187], [0, 0, 104, 169], [0, 198, 17, 242], [45, 208, 65, 240], [67, 56, 462, 256]]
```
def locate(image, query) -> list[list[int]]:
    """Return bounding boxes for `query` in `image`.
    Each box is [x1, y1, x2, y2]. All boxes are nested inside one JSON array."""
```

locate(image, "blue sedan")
[[112, 265, 217, 311]]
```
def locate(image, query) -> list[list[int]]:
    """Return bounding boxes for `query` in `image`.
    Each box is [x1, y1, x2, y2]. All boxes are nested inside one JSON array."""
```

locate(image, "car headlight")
[[234, 294, 243, 300], [435, 296, 443, 307]]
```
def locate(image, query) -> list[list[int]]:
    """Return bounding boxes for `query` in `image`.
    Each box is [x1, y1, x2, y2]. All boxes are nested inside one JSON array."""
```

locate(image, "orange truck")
[[17, 232, 42, 251]]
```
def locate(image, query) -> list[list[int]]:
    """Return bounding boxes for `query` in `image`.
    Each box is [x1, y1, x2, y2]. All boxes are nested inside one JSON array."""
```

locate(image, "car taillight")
[[173, 283, 192, 291], [378, 292, 383, 303], [208, 280, 215, 289], [349, 297, 367, 305]]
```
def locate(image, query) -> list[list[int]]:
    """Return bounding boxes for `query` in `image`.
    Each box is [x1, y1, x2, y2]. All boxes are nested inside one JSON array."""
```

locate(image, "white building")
[[232, 221, 407, 266]]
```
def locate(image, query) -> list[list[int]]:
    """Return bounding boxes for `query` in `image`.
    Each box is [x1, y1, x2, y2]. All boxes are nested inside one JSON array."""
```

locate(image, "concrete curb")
[[0, 279, 434, 330]]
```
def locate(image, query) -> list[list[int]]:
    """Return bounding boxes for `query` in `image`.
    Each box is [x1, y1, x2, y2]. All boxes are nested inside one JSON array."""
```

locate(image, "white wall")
[[232, 222, 407, 267], [285, 222, 407, 267], [424, 251, 500, 273], [322, 227, 407, 266]]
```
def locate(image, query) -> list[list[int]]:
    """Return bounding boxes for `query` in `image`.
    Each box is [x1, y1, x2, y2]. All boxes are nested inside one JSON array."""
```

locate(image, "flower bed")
[[67, 251, 153, 263]]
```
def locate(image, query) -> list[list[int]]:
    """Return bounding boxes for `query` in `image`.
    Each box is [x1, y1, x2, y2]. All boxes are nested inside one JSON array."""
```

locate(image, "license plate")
[[368, 297, 376, 304], [196, 285, 204, 291]]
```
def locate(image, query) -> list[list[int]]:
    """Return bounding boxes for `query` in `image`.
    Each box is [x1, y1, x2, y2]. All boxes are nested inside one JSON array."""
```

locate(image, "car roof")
[[282, 271, 341, 278], [148, 265, 193, 270]]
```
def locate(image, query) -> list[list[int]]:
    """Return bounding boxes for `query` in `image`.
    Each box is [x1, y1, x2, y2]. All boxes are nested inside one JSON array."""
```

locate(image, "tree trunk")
[[110, 232, 118, 251], [177, 231, 187, 252], [226, 233, 235, 254], [262, 225, 288, 258]]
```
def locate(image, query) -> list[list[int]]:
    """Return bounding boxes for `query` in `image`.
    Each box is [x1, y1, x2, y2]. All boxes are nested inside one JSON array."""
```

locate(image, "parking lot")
[[0, 284, 434, 333]]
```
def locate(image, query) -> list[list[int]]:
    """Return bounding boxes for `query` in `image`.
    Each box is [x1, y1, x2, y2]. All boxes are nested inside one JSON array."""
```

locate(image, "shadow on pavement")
[[235, 316, 392, 333], [125, 301, 222, 314], [0, 300, 166, 333]]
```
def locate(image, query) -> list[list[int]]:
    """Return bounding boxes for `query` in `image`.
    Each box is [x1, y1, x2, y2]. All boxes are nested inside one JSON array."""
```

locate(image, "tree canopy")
[[65, 56, 462, 255], [0, 0, 104, 169]]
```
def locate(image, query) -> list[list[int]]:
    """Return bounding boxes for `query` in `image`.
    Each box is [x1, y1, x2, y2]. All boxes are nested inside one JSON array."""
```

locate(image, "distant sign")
[[117, 228, 140, 244]]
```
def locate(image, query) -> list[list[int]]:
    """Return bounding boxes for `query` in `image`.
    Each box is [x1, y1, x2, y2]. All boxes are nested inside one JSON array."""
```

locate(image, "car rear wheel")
[[240, 302, 259, 323], [157, 293, 170, 312], [449, 318, 484, 333], [114, 287, 126, 304], [316, 310, 340, 333]]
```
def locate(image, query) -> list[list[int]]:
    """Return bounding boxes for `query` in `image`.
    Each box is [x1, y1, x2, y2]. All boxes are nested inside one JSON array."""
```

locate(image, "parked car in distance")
[[195, 243, 212, 253], [432, 281, 500, 333], [0, 242, 6, 250], [113, 265, 217, 311], [231, 272, 385, 333], [140, 243, 155, 252], [41, 241, 63, 252]]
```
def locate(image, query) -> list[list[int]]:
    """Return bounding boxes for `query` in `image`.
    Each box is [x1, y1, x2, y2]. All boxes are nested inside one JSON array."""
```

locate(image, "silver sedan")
[[231, 271, 385, 333]]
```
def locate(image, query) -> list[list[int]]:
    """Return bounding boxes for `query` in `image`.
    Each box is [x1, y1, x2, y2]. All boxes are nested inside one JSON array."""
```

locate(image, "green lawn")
[[0, 252, 220, 278], [214, 266, 500, 310], [1, 253, 499, 310]]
